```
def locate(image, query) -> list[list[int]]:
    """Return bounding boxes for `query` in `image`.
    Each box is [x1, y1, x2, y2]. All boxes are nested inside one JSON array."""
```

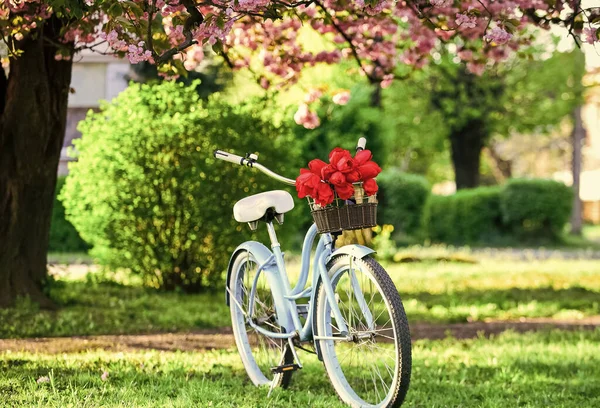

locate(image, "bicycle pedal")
[[270, 363, 301, 374]]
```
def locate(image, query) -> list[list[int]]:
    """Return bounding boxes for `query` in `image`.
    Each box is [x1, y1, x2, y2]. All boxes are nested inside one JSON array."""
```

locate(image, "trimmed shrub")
[[423, 186, 503, 244], [49, 177, 89, 253], [378, 169, 430, 235], [61, 82, 302, 292], [500, 178, 572, 239]]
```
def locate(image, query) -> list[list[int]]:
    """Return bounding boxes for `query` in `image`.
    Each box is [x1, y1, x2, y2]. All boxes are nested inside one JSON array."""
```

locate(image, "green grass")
[[1, 258, 599, 338], [1, 329, 598, 407]]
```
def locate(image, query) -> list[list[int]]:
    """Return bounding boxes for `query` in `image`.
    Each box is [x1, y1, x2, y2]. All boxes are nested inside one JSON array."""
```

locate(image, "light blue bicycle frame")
[[227, 221, 376, 345]]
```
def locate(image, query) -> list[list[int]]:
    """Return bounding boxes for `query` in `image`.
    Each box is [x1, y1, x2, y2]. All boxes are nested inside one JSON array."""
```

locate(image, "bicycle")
[[213, 138, 411, 407]]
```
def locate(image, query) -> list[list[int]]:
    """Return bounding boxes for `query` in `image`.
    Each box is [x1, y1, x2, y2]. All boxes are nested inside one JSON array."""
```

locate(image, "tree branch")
[[155, 0, 204, 63], [313, 0, 377, 82]]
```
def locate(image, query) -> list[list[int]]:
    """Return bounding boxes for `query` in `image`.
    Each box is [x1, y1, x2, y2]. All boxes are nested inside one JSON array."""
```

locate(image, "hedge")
[[422, 186, 503, 244], [423, 178, 572, 244], [378, 169, 430, 235], [500, 178, 573, 239]]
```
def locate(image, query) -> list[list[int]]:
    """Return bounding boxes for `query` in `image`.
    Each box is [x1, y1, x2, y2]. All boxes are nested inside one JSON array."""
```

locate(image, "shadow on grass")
[[1, 279, 599, 339]]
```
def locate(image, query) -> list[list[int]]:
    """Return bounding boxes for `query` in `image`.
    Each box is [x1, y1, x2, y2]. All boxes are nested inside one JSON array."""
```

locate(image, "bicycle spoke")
[[323, 259, 402, 407]]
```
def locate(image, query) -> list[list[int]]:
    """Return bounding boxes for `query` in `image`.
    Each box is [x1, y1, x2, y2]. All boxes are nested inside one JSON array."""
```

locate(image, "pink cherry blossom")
[[485, 26, 512, 45], [583, 28, 598, 45], [294, 104, 320, 129], [304, 89, 323, 104], [455, 13, 478, 29], [332, 91, 351, 105], [430, 0, 453, 7]]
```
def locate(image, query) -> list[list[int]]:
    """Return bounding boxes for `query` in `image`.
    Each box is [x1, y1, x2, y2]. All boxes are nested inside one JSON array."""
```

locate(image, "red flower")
[[329, 147, 354, 174], [363, 178, 378, 196], [314, 182, 334, 206], [358, 161, 381, 180], [308, 159, 327, 176], [296, 169, 320, 198], [321, 164, 336, 181], [354, 149, 372, 165], [345, 170, 361, 183], [335, 182, 355, 200], [297, 146, 381, 205], [329, 171, 347, 186]]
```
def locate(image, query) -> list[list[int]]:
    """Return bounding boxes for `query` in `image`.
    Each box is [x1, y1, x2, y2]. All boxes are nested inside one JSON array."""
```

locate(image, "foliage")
[[129, 57, 233, 100], [377, 169, 430, 235], [48, 177, 89, 253], [423, 186, 504, 244], [371, 225, 398, 262], [500, 178, 573, 239], [292, 85, 387, 165], [429, 49, 585, 140], [61, 81, 302, 292], [8, 0, 596, 82], [380, 73, 450, 181]]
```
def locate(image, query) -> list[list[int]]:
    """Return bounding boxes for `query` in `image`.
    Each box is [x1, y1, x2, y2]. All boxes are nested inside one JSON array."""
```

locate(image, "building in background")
[[59, 50, 129, 175]]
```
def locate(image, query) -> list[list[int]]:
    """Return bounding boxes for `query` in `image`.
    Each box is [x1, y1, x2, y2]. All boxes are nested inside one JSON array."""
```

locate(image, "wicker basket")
[[309, 184, 378, 234]]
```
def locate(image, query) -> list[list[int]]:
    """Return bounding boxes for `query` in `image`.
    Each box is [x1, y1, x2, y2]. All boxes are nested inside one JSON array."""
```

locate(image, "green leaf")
[[108, 2, 124, 17]]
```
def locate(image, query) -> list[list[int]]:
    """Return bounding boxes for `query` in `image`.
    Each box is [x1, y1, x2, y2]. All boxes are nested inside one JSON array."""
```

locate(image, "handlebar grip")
[[356, 137, 367, 152], [214, 150, 246, 165]]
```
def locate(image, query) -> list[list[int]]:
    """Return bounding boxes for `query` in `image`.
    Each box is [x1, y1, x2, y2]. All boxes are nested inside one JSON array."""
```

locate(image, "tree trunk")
[[0, 20, 74, 308], [570, 106, 585, 236], [449, 120, 486, 190]]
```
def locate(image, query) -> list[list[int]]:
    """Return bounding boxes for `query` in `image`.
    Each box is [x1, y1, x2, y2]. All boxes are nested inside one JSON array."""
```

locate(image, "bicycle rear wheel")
[[315, 255, 411, 407], [229, 250, 293, 388]]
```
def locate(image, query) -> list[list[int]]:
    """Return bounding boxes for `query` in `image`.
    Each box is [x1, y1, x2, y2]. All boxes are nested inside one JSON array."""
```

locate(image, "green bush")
[[500, 178, 572, 239], [48, 177, 89, 253], [423, 186, 503, 244], [61, 82, 302, 292], [377, 169, 430, 235]]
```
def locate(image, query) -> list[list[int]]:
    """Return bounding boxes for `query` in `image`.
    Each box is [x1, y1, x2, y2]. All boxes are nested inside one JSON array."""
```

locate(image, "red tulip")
[[358, 161, 381, 180], [354, 149, 372, 165], [329, 171, 347, 186], [321, 164, 336, 181], [314, 182, 334, 206], [308, 159, 327, 176], [363, 178, 378, 196], [296, 169, 320, 198], [335, 182, 355, 200], [328, 147, 347, 162], [345, 170, 361, 183], [329, 147, 354, 174]]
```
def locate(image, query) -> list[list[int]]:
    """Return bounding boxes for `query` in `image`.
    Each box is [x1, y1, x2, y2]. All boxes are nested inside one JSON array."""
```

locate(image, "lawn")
[[1, 329, 598, 407], [1, 257, 599, 338]]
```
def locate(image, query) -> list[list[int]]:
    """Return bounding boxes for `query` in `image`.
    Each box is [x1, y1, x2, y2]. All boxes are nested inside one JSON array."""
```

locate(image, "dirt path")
[[1, 317, 599, 354]]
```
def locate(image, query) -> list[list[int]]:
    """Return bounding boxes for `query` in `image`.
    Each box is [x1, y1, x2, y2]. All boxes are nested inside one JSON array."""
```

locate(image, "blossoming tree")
[[0, 0, 598, 307]]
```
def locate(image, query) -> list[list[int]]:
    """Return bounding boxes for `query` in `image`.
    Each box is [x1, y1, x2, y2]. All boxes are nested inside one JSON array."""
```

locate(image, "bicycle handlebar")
[[214, 138, 367, 187], [213, 150, 246, 165], [356, 137, 366, 152]]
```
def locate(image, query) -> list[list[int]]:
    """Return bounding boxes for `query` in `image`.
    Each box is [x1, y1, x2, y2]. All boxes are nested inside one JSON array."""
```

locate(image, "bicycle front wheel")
[[229, 250, 293, 388], [315, 255, 411, 407]]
